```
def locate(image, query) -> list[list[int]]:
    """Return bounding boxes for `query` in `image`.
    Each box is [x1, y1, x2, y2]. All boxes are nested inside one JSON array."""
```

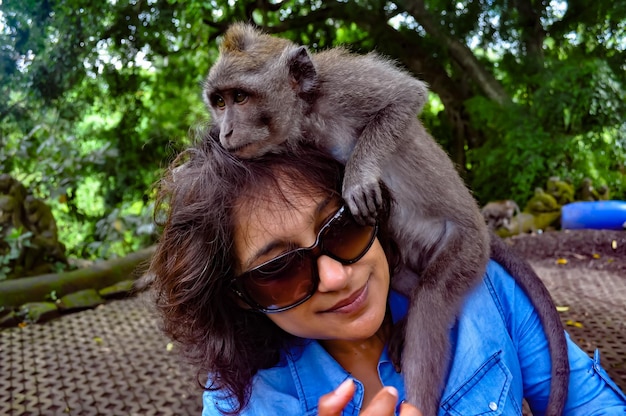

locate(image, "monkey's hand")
[[342, 163, 384, 226]]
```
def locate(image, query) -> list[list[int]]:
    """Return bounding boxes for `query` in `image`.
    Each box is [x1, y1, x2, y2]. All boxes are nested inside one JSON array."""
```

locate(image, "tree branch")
[[395, 0, 511, 105]]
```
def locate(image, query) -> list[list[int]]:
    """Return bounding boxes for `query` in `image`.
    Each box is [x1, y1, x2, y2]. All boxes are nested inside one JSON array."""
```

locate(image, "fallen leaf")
[[556, 306, 570, 312], [592, 253, 601, 259], [555, 258, 568, 265], [166, 342, 174, 352], [565, 319, 583, 328], [18, 322, 27, 328], [93, 337, 103, 344]]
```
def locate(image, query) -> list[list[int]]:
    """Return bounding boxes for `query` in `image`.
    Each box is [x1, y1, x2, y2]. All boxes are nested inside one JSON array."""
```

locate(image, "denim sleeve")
[[503, 269, 626, 415]]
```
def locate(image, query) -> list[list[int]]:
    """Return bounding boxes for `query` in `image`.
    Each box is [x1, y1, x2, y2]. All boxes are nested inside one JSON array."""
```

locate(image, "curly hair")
[[149, 127, 372, 411]]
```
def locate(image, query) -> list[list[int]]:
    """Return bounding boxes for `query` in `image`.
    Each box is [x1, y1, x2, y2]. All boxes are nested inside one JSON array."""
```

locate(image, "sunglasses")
[[230, 205, 378, 313]]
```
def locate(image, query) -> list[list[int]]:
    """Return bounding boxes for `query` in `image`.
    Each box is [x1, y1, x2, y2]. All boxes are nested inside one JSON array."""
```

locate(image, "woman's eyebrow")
[[241, 194, 336, 272]]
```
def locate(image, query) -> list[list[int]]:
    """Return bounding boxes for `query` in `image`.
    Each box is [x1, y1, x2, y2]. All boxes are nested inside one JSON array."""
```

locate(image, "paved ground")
[[1, 263, 625, 415]]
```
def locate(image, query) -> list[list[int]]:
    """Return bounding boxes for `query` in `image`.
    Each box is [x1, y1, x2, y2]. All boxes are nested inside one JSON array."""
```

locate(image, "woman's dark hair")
[[148, 128, 397, 413]]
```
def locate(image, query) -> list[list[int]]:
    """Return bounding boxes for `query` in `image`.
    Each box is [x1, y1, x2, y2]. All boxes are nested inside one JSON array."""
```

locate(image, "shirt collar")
[[284, 290, 407, 414]]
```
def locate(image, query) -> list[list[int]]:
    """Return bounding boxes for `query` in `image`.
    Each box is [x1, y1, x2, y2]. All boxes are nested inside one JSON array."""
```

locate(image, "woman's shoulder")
[[450, 259, 534, 334], [389, 260, 522, 324]]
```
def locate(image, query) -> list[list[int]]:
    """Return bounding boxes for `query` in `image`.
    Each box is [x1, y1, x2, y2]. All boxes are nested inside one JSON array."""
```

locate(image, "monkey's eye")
[[233, 90, 248, 104], [211, 94, 226, 108]]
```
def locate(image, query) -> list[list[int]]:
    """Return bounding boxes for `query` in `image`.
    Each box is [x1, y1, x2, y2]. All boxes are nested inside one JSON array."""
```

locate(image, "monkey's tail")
[[489, 232, 569, 416]]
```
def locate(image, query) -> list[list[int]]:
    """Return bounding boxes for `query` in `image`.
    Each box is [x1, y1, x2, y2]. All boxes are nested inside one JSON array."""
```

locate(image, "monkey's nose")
[[222, 128, 233, 138]]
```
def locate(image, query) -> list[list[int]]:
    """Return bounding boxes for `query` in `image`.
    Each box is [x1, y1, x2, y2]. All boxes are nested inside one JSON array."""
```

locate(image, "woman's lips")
[[321, 283, 368, 314]]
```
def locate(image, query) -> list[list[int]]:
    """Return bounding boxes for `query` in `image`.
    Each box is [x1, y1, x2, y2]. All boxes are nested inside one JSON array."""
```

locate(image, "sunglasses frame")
[[230, 205, 378, 313]]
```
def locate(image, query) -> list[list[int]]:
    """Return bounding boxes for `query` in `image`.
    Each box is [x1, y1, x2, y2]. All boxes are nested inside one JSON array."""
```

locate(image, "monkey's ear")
[[287, 46, 318, 98]]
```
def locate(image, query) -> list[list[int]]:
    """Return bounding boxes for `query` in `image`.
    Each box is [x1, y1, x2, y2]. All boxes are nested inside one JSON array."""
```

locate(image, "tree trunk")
[[513, 0, 546, 66], [0, 246, 155, 308]]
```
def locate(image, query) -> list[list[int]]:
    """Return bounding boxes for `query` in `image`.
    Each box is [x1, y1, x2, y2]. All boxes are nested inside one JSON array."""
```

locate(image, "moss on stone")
[[99, 279, 134, 299], [19, 302, 60, 323], [58, 289, 105, 312]]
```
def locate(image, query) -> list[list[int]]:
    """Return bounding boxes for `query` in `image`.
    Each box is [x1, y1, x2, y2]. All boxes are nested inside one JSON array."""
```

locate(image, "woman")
[[148, 131, 626, 415]]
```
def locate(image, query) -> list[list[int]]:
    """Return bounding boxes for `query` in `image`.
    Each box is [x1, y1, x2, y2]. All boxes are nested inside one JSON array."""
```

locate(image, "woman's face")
[[233, 173, 390, 341]]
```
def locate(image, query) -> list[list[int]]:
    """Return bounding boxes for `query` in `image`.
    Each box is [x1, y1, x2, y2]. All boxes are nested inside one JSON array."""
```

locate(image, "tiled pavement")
[[0, 296, 202, 415], [1, 263, 624, 415]]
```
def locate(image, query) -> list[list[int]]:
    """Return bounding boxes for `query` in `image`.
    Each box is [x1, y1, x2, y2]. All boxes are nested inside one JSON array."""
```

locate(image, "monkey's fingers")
[[353, 184, 383, 225], [365, 184, 383, 218], [353, 194, 378, 226], [343, 190, 373, 226]]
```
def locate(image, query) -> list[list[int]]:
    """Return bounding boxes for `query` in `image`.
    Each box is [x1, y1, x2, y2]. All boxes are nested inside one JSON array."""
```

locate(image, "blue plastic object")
[[561, 200, 626, 230]]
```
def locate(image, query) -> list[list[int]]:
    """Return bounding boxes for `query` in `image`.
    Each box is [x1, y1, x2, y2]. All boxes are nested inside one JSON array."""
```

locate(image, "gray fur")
[[482, 199, 521, 231], [203, 23, 568, 416]]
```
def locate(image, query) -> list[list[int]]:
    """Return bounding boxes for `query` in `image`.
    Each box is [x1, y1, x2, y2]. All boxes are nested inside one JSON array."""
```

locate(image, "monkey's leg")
[[489, 232, 569, 416]]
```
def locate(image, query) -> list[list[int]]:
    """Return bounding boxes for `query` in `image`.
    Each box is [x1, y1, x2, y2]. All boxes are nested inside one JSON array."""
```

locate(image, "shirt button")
[[489, 402, 498, 411]]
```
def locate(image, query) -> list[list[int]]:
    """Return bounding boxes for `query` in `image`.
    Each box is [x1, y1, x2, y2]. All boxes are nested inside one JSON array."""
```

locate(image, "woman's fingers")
[[360, 387, 399, 416], [318, 379, 423, 416], [318, 379, 356, 416], [398, 401, 423, 416]]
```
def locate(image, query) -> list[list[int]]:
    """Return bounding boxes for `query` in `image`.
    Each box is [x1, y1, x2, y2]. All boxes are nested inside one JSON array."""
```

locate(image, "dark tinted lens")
[[321, 209, 376, 262], [242, 250, 315, 311]]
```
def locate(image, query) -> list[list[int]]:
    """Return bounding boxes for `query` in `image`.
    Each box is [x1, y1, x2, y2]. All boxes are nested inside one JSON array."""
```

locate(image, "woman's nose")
[[316, 255, 350, 292]]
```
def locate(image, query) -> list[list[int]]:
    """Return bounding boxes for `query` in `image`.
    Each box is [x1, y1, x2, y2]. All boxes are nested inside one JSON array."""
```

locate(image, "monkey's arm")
[[311, 51, 429, 223], [342, 104, 423, 224], [343, 78, 428, 223]]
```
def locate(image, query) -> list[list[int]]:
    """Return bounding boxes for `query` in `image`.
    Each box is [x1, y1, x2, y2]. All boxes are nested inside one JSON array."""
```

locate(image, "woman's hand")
[[318, 379, 422, 416]]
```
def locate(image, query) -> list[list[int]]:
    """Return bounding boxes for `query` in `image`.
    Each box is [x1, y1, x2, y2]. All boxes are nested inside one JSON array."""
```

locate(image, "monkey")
[[202, 23, 568, 416], [481, 199, 520, 232]]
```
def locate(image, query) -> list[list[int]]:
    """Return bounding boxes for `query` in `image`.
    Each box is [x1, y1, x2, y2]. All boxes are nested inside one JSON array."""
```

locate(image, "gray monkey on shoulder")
[[202, 23, 569, 416]]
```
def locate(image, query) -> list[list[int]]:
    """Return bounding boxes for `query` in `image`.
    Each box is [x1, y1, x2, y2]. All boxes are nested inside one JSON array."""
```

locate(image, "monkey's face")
[[205, 87, 291, 158], [203, 51, 308, 159]]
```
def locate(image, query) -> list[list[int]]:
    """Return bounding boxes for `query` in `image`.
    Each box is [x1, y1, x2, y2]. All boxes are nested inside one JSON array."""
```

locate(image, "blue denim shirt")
[[203, 261, 626, 415]]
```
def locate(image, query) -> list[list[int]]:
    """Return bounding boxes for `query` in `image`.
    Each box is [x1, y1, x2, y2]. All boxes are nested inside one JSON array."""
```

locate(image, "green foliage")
[[1, 0, 208, 259], [467, 55, 626, 205], [1, 0, 625, 265]]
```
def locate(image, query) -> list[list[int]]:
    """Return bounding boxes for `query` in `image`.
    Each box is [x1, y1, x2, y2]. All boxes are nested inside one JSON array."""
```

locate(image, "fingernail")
[[335, 378, 354, 395], [384, 386, 398, 398]]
